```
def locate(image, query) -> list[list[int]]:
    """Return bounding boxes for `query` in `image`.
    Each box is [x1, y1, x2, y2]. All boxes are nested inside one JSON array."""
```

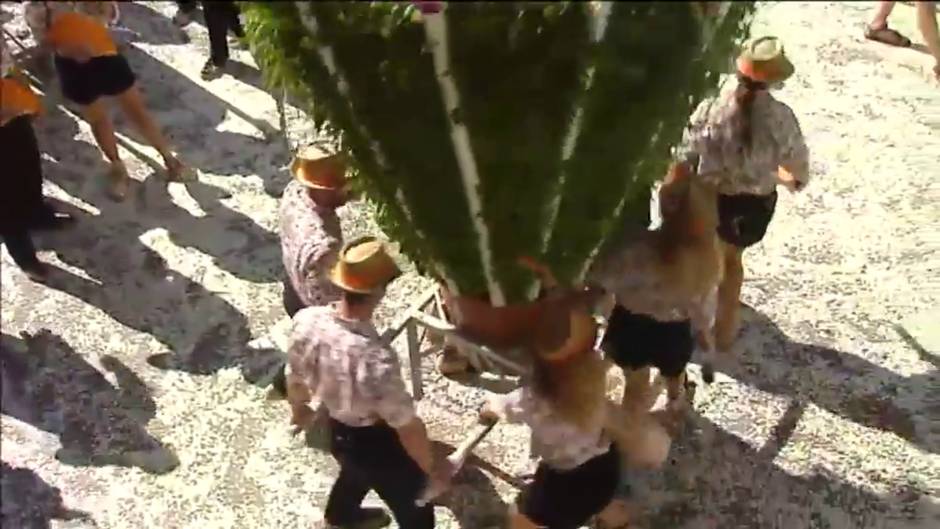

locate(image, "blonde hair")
[[652, 165, 723, 301]]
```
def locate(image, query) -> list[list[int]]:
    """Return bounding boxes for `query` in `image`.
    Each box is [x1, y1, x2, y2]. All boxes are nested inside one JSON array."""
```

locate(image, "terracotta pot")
[[439, 287, 545, 350], [290, 145, 346, 189]]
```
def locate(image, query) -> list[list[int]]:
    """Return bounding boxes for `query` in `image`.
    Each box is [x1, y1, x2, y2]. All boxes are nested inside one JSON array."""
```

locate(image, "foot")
[[172, 10, 192, 27], [21, 262, 49, 283], [106, 163, 130, 201], [164, 155, 196, 183], [437, 346, 474, 377], [864, 24, 912, 47], [201, 59, 226, 80], [321, 508, 391, 529]]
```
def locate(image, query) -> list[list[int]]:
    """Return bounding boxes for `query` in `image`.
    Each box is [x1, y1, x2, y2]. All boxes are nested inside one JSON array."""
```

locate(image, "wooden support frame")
[[382, 285, 528, 400]]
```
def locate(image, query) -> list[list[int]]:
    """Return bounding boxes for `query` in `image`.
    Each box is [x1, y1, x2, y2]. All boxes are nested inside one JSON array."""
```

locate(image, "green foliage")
[[243, 1, 756, 303]]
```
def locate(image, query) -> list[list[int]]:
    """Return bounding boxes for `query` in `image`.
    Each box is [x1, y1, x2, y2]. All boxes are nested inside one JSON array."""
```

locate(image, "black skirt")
[[54, 54, 136, 106], [522, 446, 620, 529], [600, 305, 693, 378], [716, 191, 778, 249]]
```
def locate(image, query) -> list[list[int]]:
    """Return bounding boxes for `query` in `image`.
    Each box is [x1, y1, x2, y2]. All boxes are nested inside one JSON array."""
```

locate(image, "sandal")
[[106, 163, 130, 201], [864, 25, 912, 48], [165, 156, 197, 183]]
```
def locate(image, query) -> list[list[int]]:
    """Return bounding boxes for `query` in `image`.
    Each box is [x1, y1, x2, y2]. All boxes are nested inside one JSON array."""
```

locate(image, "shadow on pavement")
[[0, 461, 96, 529], [713, 305, 937, 454], [0, 330, 177, 475]]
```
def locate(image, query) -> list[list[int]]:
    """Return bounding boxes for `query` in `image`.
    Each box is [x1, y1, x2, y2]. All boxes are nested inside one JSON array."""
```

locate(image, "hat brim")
[[290, 156, 345, 191], [737, 54, 795, 83]]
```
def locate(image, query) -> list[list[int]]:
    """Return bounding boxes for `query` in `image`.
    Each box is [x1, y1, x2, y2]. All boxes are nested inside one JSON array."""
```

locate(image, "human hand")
[[289, 404, 320, 437]]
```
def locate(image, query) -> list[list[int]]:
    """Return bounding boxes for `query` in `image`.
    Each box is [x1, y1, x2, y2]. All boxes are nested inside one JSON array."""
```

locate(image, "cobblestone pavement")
[[2, 2, 938, 528]]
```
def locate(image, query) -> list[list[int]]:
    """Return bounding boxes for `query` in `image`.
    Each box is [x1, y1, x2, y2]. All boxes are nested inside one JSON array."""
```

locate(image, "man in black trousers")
[[173, 1, 244, 80]]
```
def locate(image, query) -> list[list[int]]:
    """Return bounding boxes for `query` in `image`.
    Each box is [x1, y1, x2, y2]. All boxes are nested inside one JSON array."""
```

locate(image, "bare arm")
[[395, 417, 436, 475]]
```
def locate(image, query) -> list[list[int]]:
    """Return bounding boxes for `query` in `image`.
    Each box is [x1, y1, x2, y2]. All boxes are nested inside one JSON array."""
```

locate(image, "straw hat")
[[736, 36, 794, 84], [330, 236, 401, 294], [290, 145, 347, 191]]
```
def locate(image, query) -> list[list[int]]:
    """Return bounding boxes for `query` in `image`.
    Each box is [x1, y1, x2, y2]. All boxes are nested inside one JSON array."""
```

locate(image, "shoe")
[[164, 155, 197, 183], [320, 508, 391, 529], [200, 59, 226, 80], [436, 346, 474, 377], [22, 262, 49, 283], [172, 10, 192, 28], [106, 163, 130, 201]]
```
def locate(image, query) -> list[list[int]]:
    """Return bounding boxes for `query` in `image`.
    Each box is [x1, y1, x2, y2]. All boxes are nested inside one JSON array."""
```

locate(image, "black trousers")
[[1, 115, 45, 272], [1, 229, 41, 271], [327, 419, 433, 529], [203, 1, 243, 67]]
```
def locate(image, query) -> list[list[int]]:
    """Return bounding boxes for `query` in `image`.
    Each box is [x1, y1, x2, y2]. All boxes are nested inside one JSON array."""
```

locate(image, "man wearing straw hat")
[[286, 237, 450, 529], [271, 148, 350, 397]]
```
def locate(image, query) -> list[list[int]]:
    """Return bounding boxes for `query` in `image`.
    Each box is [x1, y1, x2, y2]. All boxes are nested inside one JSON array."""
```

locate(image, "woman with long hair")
[[588, 163, 723, 404], [480, 259, 671, 529], [678, 36, 809, 359]]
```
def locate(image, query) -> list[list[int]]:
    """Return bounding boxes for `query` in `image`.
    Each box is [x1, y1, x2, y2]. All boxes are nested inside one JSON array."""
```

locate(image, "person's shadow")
[[630, 405, 938, 528], [710, 305, 937, 454], [0, 461, 96, 529], [0, 330, 177, 475], [28, 196, 282, 385]]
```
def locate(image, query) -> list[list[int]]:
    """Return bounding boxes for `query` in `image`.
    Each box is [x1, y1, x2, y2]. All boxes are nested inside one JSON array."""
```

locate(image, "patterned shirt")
[[287, 305, 416, 428], [279, 180, 343, 307], [678, 88, 810, 196], [494, 385, 611, 471], [588, 239, 717, 334]]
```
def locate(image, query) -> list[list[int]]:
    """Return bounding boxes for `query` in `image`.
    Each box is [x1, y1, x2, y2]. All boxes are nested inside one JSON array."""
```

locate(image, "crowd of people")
[[4, 2, 928, 529]]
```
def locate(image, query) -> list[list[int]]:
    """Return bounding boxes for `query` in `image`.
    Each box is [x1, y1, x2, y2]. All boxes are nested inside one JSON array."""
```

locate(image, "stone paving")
[[1, 2, 938, 528]]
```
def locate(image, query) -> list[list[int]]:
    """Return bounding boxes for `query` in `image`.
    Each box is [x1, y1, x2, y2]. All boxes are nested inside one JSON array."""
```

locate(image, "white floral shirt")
[[588, 240, 717, 334], [678, 88, 810, 196], [287, 305, 416, 428], [494, 386, 611, 471], [279, 180, 343, 307]]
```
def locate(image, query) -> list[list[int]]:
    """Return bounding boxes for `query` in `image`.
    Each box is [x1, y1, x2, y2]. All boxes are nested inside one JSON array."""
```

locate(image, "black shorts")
[[600, 305, 692, 378], [54, 54, 136, 106], [716, 191, 778, 249], [522, 446, 620, 529]]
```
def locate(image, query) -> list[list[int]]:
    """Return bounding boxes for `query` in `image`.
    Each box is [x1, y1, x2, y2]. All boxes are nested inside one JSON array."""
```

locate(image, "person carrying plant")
[[482, 261, 669, 529], [269, 149, 350, 398], [1, 45, 74, 282], [587, 163, 722, 406], [286, 237, 452, 529], [25, 2, 193, 201], [677, 36, 809, 363]]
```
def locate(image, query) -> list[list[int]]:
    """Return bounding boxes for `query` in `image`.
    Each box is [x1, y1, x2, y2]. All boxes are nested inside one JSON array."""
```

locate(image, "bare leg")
[[508, 507, 544, 529], [715, 244, 743, 353], [81, 100, 129, 200], [595, 498, 636, 529], [115, 84, 191, 181], [621, 367, 652, 412], [869, 1, 897, 29], [916, 1, 940, 77]]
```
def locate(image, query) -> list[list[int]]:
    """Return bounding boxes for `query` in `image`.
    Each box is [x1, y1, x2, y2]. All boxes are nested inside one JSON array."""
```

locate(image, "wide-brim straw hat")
[[330, 236, 402, 294], [736, 36, 795, 84], [290, 145, 347, 191]]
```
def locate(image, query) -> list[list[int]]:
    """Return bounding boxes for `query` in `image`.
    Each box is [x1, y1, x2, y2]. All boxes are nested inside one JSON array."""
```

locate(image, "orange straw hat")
[[736, 36, 795, 84], [330, 237, 402, 294], [290, 145, 347, 191]]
